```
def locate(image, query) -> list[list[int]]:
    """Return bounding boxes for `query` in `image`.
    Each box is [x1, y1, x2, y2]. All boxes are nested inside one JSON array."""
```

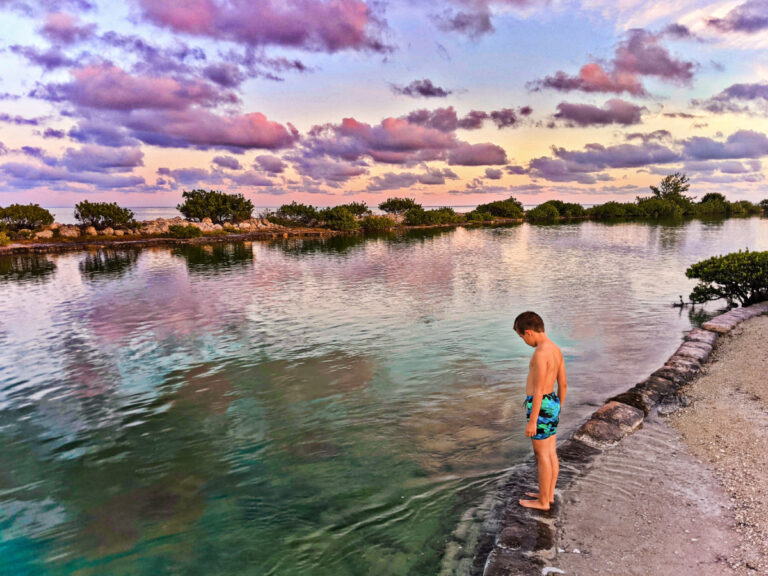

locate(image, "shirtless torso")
[[525, 340, 565, 398]]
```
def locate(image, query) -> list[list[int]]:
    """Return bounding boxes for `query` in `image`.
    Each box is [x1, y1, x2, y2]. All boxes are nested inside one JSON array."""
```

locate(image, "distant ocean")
[[46, 204, 583, 225]]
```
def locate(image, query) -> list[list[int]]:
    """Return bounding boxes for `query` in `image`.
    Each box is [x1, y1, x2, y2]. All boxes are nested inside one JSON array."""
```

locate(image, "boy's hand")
[[525, 421, 537, 437]]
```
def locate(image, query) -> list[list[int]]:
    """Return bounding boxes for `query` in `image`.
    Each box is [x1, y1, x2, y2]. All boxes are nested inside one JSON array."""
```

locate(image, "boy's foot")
[[519, 498, 550, 510], [525, 492, 555, 504]]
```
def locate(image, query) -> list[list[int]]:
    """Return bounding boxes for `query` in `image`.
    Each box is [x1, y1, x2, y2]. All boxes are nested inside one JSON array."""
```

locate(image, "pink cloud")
[[447, 142, 507, 165], [136, 0, 389, 53], [40, 12, 96, 44]]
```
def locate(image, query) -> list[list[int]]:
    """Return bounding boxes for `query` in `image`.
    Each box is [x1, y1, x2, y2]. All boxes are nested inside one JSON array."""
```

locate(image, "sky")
[[1, 0, 768, 207]]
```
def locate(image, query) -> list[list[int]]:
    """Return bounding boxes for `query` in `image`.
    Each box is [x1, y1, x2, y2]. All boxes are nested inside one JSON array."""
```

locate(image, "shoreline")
[[461, 302, 768, 575], [0, 218, 524, 256]]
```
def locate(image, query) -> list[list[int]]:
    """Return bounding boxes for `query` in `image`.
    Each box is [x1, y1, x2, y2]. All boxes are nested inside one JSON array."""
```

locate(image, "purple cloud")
[[682, 130, 768, 160], [0, 161, 145, 189], [287, 154, 368, 185], [136, 0, 390, 53], [708, 1, 768, 34], [392, 79, 452, 98], [229, 171, 274, 186], [458, 110, 489, 129], [528, 29, 694, 95], [203, 63, 246, 88], [505, 164, 526, 175], [365, 171, 419, 191], [489, 108, 519, 128], [484, 167, 503, 179], [447, 142, 507, 165], [68, 119, 141, 147], [692, 82, 768, 114], [42, 127, 66, 139], [433, 9, 493, 38], [10, 45, 75, 70], [20, 146, 44, 158], [625, 129, 671, 142], [40, 12, 96, 44], [404, 107, 462, 132], [35, 64, 238, 110], [254, 154, 286, 173], [212, 155, 242, 169], [553, 99, 645, 126], [62, 145, 144, 173], [0, 113, 39, 126]]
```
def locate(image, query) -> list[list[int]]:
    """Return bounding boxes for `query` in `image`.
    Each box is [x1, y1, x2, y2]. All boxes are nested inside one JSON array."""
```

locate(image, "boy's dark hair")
[[514, 311, 545, 334]]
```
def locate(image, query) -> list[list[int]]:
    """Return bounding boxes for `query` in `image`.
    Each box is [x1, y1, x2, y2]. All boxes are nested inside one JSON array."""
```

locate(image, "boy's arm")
[[525, 352, 548, 437], [557, 355, 567, 407]]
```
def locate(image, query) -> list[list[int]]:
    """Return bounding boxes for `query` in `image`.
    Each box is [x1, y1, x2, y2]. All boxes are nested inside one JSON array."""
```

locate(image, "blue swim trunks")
[[524, 392, 560, 440]]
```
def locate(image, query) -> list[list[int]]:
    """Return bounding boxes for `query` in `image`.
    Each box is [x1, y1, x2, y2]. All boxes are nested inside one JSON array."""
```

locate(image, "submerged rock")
[[573, 401, 644, 447]]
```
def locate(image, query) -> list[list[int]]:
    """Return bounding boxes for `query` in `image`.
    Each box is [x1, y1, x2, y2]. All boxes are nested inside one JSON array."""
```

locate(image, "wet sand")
[[555, 314, 768, 575]]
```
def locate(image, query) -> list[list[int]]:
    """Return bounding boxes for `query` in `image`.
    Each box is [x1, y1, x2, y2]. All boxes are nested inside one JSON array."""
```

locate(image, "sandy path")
[[554, 314, 768, 575]]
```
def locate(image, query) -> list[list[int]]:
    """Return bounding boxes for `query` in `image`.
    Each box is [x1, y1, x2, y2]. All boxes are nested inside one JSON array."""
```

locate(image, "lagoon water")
[[1, 218, 767, 575]]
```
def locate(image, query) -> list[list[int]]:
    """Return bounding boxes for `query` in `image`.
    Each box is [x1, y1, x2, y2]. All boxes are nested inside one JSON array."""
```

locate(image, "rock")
[[35, 229, 54, 239], [202, 217, 213, 225], [84, 226, 98, 236], [673, 341, 712, 362], [50, 222, 62, 230], [58, 225, 80, 238], [101, 227, 115, 236], [685, 328, 718, 347], [238, 221, 252, 230], [572, 401, 644, 447], [114, 229, 124, 236]]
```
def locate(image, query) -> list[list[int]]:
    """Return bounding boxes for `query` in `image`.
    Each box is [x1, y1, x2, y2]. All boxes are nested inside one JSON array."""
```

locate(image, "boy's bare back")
[[525, 341, 565, 397]]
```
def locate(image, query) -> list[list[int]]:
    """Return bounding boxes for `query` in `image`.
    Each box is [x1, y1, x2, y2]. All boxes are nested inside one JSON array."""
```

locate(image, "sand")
[[554, 314, 768, 575]]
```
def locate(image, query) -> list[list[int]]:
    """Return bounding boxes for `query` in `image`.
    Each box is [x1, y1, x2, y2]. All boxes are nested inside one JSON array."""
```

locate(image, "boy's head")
[[514, 311, 545, 346]]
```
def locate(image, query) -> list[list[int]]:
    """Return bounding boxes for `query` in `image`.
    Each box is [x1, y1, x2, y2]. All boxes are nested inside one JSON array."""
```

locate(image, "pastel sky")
[[1, 0, 768, 207]]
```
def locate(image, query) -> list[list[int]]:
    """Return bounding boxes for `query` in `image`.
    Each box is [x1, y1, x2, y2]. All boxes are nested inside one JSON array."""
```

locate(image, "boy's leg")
[[525, 435, 557, 503], [519, 438, 551, 510]]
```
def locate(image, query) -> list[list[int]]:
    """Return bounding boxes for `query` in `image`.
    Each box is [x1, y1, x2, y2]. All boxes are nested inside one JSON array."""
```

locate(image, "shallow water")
[[0, 218, 766, 575]]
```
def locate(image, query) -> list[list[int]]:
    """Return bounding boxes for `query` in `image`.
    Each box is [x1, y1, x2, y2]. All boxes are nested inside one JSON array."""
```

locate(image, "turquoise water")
[[0, 218, 766, 575]]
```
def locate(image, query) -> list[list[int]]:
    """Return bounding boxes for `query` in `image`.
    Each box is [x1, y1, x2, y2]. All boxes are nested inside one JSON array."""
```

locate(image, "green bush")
[[177, 189, 254, 224], [526, 203, 559, 222], [360, 214, 396, 231], [464, 210, 495, 222], [74, 200, 135, 229], [732, 200, 761, 216], [320, 206, 359, 231], [0, 231, 10, 246], [588, 201, 627, 219], [474, 196, 524, 218], [342, 202, 371, 217], [647, 172, 696, 214], [273, 201, 320, 226], [168, 224, 203, 238], [695, 198, 729, 216], [760, 199, 768, 214], [700, 192, 726, 204], [539, 200, 586, 218], [636, 197, 684, 218], [686, 249, 768, 306], [379, 197, 420, 215], [403, 206, 460, 225], [0, 204, 54, 231]]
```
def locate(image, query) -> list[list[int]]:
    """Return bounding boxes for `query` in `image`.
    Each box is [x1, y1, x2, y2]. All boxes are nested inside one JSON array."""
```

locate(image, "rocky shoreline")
[[454, 301, 768, 575], [0, 216, 524, 255]]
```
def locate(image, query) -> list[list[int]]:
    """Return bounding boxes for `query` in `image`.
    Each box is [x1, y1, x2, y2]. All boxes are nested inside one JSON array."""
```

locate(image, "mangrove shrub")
[[177, 189, 253, 224], [320, 206, 359, 231], [0, 231, 10, 246], [526, 203, 559, 222], [636, 197, 684, 219], [379, 197, 419, 215], [403, 206, 460, 225], [168, 224, 203, 238], [0, 204, 54, 231], [539, 200, 585, 218], [74, 200, 135, 229], [686, 249, 768, 307], [272, 202, 320, 226], [360, 214, 395, 231], [474, 196, 524, 218], [760, 199, 768, 214]]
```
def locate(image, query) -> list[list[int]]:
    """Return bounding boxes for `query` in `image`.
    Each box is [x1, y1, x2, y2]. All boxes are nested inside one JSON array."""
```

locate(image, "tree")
[[758, 199, 768, 213], [474, 196, 524, 218], [699, 192, 726, 204], [686, 249, 768, 307], [0, 204, 54, 231], [379, 197, 420, 215], [177, 189, 253, 224], [74, 201, 135, 229], [649, 172, 692, 200]]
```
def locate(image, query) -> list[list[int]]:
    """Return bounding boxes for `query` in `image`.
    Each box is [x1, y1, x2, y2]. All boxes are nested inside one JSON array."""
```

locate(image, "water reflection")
[[0, 254, 56, 283], [172, 242, 253, 274], [0, 217, 766, 575], [79, 249, 140, 280]]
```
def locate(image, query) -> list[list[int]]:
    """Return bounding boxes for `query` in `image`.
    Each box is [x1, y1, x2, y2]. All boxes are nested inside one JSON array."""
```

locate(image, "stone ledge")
[[702, 302, 768, 333], [572, 402, 644, 447]]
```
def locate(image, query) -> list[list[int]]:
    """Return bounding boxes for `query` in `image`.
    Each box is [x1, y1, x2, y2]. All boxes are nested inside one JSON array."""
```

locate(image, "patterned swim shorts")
[[524, 392, 560, 440]]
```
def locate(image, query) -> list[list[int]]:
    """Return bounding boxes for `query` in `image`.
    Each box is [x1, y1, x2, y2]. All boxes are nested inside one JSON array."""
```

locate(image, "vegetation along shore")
[[1, 174, 767, 255]]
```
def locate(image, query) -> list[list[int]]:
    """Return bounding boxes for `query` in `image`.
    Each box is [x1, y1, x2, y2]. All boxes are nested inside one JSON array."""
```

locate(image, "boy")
[[514, 311, 567, 511]]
